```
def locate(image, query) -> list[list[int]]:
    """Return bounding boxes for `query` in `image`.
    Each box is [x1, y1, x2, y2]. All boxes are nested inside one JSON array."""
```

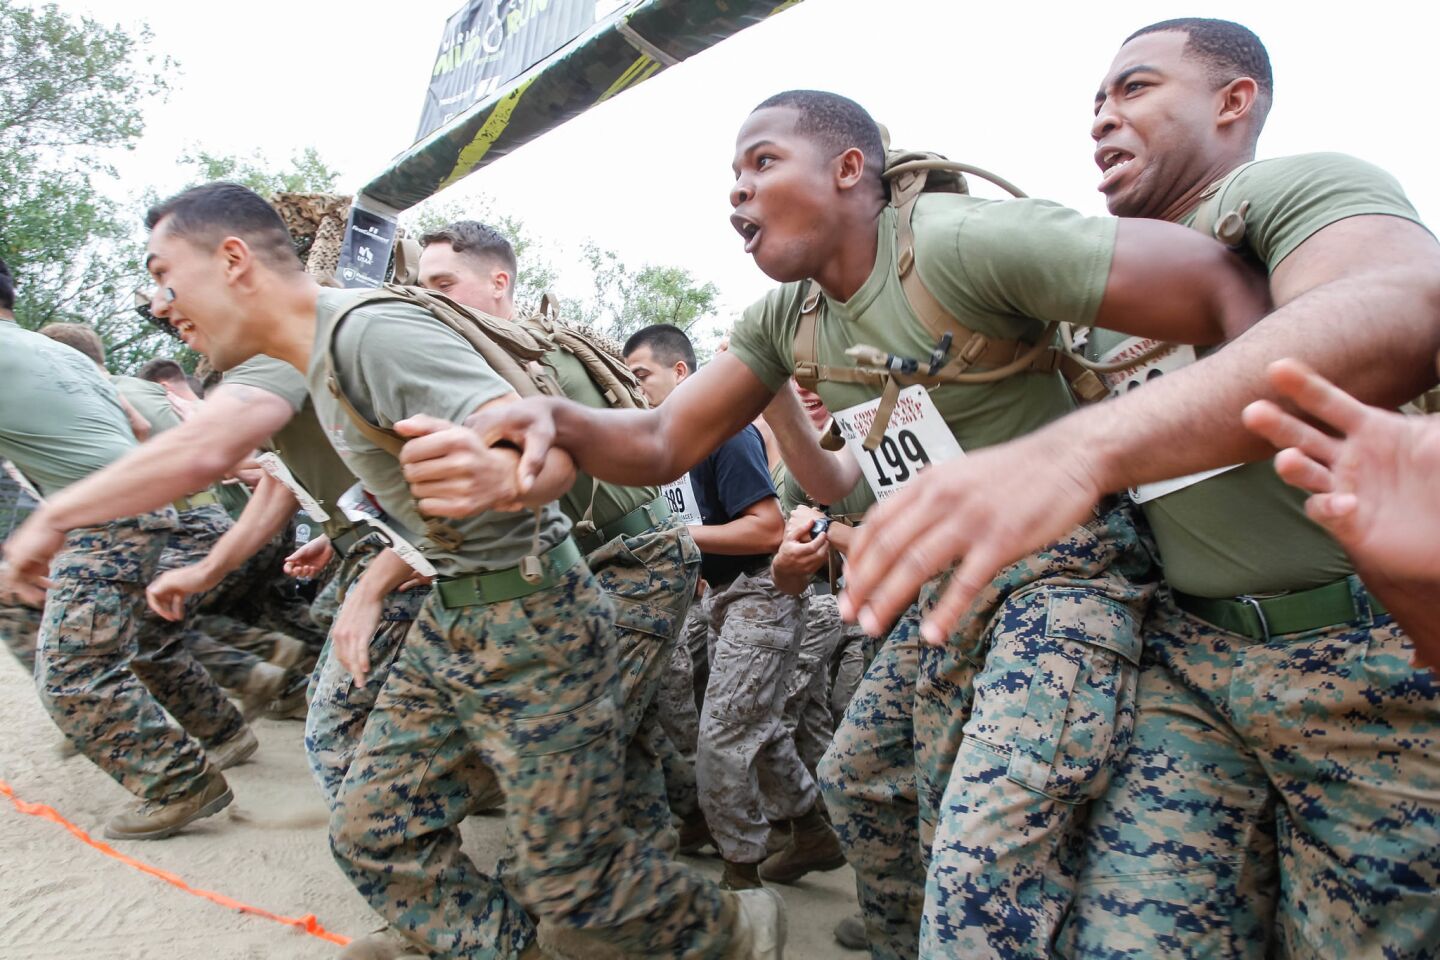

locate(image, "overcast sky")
[[51, 0, 1440, 321]]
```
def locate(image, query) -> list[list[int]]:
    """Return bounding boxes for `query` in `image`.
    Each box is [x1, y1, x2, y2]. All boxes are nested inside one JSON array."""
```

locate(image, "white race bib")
[[662, 474, 703, 526], [832, 385, 963, 501], [2, 460, 45, 503], [256, 452, 330, 523], [337, 483, 437, 578], [1097, 338, 1240, 503]]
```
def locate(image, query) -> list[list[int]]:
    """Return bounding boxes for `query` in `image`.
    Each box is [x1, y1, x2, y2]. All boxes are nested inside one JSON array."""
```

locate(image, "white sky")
[[50, 0, 1440, 322]]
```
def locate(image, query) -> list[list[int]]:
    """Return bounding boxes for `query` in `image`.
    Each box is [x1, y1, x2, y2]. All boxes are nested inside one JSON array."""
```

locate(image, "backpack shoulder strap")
[[523, 293, 647, 409], [323, 290, 408, 457]]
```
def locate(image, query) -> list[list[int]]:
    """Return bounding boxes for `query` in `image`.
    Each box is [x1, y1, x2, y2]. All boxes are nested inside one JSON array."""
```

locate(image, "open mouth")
[[1096, 147, 1136, 191], [731, 213, 763, 254], [172, 318, 199, 347]]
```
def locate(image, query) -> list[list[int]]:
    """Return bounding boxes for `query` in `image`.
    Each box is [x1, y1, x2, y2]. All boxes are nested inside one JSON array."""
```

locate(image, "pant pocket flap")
[[1045, 589, 1142, 664], [509, 694, 617, 757]]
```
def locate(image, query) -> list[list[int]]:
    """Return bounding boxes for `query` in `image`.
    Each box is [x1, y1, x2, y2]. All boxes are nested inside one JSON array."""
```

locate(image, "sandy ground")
[[0, 654, 862, 959]]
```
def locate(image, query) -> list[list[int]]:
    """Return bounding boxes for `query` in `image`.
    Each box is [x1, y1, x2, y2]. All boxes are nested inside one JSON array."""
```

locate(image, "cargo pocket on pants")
[[1006, 589, 1142, 803], [705, 626, 793, 725]]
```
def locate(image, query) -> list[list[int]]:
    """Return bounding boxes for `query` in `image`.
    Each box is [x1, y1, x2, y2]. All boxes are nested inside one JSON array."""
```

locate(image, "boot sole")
[[759, 852, 850, 885], [103, 786, 234, 841]]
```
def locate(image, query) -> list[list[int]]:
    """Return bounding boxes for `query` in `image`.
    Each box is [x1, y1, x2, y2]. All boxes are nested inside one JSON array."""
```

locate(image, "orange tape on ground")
[[0, 778, 351, 947]]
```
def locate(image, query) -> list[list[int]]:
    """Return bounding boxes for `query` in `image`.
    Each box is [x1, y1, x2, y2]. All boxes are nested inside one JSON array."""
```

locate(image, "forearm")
[[349, 547, 414, 602], [688, 516, 782, 555], [761, 385, 861, 503], [194, 475, 299, 582], [517, 448, 575, 508], [1073, 275, 1440, 493], [771, 559, 817, 596]]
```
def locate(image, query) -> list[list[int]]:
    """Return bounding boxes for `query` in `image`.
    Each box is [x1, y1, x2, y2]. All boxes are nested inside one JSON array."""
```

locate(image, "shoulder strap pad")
[[521, 293, 649, 409]]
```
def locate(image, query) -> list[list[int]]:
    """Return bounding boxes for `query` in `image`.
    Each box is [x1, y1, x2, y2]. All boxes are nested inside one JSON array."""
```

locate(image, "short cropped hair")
[[752, 90, 885, 183], [1127, 18, 1273, 126], [136, 358, 187, 384], [40, 323, 107, 368], [145, 182, 302, 271], [0, 256, 14, 312], [624, 323, 696, 374], [419, 221, 518, 276]]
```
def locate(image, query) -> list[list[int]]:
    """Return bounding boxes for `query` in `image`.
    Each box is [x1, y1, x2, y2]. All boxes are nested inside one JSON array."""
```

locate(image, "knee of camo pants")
[[305, 616, 414, 809], [819, 608, 925, 960], [38, 575, 211, 801], [920, 586, 1143, 960]]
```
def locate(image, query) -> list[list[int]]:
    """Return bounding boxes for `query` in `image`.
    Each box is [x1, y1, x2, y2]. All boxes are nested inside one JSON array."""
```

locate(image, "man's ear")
[[1216, 76, 1260, 130], [493, 268, 512, 297], [835, 146, 869, 193], [218, 236, 254, 284], [673, 360, 690, 383]]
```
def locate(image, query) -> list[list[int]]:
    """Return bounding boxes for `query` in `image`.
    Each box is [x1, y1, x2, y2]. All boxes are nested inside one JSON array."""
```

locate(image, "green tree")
[[0, 0, 173, 370], [577, 241, 720, 341], [178, 145, 341, 198]]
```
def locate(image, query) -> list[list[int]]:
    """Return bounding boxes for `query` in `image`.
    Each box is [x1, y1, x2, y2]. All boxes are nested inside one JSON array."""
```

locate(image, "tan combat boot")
[[720, 859, 763, 891], [757, 803, 846, 884], [103, 768, 232, 840], [206, 724, 258, 770], [238, 662, 288, 719]]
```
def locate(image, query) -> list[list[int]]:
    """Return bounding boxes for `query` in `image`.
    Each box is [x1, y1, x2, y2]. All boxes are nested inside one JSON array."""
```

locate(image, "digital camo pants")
[[329, 561, 736, 959], [821, 504, 1155, 960], [585, 516, 701, 846], [1060, 584, 1440, 960], [697, 570, 814, 864], [36, 515, 244, 803], [304, 536, 425, 810]]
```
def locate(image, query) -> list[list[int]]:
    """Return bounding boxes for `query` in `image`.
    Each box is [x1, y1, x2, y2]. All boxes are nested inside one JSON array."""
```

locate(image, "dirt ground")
[[0, 654, 862, 959]]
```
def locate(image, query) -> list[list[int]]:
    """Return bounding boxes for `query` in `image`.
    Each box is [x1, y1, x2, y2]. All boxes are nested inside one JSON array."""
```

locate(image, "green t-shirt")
[[113, 375, 183, 434], [775, 458, 875, 520], [1087, 153, 1428, 598], [308, 289, 569, 576], [728, 194, 1115, 453], [224, 354, 359, 541], [0, 322, 136, 496], [542, 348, 656, 530]]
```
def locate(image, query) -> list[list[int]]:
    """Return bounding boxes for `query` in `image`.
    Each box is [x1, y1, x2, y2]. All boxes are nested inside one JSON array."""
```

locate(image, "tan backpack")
[[521, 293, 649, 410], [322, 283, 564, 579], [791, 146, 1118, 450]]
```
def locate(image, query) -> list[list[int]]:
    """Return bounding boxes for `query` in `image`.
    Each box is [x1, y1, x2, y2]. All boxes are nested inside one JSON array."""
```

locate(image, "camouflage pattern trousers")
[[1, 596, 43, 670], [1059, 585, 1440, 960], [781, 589, 846, 778], [329, 557, 737, 959], [36, 515, 246, 802], [820, 504, 1155, 960], [305, 535, 427, 810], [141, 503, 306, 690], [697, 570, 814, 864], [586, 516, 701, 846], [654, 594, 711, 823]]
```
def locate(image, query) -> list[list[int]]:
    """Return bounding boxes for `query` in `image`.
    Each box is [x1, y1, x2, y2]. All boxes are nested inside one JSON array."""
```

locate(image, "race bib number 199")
[[833, 385, 963, 501], [1098, 339, 1239, 503], [662, 474, 703, 526]]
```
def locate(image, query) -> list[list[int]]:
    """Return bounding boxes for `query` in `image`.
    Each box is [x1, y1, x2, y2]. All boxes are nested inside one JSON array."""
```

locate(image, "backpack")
[[791, 146, 1111, 450], [322, 283, 564, 577], [521, 293, 649, 410]]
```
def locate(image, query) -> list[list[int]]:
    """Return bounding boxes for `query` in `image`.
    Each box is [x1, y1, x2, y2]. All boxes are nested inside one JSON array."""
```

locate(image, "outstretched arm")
[[146, 472, 299, 620], [400, 353, 775, 517], [3, 383, 296, 595], [841, 214, 1440, 642]]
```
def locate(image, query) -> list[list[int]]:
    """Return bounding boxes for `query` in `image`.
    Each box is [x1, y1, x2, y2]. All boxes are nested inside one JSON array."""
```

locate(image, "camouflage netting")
[[271, 193, 352, 283]]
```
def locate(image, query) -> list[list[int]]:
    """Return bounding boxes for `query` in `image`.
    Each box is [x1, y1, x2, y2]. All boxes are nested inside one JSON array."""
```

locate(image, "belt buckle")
[[1237, 595, 1271, 641]]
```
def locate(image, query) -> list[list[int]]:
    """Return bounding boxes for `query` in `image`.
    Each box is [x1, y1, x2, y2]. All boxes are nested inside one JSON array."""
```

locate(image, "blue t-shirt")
[[690, 424, 777, 585]]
